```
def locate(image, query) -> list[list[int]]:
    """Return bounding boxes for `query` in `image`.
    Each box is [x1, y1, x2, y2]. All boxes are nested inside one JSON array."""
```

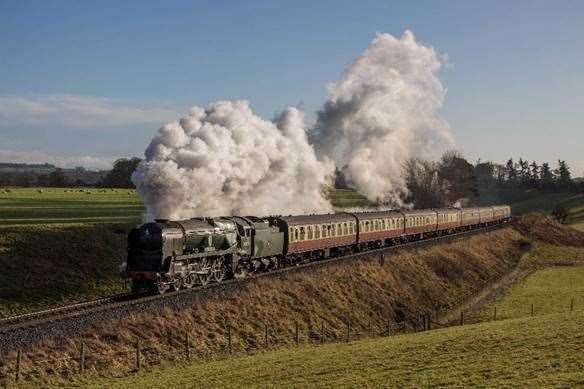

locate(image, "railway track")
[[0, 223, 509, 338]]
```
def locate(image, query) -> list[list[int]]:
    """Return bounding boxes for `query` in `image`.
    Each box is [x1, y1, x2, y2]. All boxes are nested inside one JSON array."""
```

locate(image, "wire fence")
[[0, 295, 581, 385]]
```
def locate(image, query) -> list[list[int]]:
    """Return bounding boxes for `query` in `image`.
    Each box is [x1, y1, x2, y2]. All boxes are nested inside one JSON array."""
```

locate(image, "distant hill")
[[0, 162, 56, 173], [0, 162, 108, 186]]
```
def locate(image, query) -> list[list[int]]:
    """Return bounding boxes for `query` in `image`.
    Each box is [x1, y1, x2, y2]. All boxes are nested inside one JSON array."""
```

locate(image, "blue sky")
[[0, 0, 583, 174]]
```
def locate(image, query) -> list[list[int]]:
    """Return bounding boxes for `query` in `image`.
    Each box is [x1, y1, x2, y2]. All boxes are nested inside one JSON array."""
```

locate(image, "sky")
[[0, 0, 582, 175]]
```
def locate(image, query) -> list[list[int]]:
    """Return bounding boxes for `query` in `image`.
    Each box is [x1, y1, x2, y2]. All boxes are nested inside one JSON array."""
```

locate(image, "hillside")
[[78, 229, 584, 388], [79, 311, 584, 388], [0, 227, 526, 386]]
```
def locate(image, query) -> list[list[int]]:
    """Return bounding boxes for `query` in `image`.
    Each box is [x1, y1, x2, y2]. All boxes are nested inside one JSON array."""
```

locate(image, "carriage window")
[[307, 226, 313, 240], [337, 223, 342, 235], [315, 225, 321, 239], [331, 224, 336, 237], [342, 223, 347, 235], [299, 227, 305, 240], [289, 228, 294, 242], [322, 225, 327, 238]]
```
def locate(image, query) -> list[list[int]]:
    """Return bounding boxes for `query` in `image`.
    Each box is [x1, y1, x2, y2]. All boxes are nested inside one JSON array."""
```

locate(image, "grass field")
[[78, 311, 584, 388], [0, 187, 374, 226], [75, 240, 584, 388], [0, 187, 143, 226]]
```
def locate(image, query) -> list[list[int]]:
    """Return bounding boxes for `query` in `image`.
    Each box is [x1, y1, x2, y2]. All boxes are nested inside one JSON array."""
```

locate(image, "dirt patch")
[[513, 214, 584, 247]]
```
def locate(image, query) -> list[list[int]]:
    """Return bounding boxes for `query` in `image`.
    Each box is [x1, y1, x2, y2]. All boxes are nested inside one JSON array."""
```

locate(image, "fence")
[[0, 296, 580, 385]]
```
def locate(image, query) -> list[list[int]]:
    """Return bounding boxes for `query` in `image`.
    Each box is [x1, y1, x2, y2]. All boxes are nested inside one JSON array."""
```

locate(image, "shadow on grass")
[[0, 223, 135, 316]]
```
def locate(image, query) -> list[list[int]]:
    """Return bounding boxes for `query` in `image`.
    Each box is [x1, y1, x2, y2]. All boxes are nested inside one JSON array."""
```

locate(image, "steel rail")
[[0, 222, 510, 335]]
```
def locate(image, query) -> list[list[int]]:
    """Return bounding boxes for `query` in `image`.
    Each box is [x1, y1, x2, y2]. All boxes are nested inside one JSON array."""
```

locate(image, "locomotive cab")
[[125, 221, 183, 289]]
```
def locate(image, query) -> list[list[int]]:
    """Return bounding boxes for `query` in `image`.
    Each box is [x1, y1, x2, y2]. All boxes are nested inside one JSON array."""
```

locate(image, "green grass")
[[0, 223, 131, 317], [328, 188, 373, 208], [560, 194, 584, 231], [78, 311, 584, 388], [0, 187, 143, 225], [0, 187, 141, 315], [510, 192, 581, 215], [474, 267, 584, 321]]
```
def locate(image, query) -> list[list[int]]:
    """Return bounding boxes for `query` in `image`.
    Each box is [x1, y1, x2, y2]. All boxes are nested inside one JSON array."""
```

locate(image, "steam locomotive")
[[123, 206, 511, 293]]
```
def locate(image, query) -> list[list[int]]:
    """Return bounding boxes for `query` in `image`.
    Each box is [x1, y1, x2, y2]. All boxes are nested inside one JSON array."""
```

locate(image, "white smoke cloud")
[[314, 30, 453, 205], [134, 30, 453, 218], [132, 100, 334, 220]]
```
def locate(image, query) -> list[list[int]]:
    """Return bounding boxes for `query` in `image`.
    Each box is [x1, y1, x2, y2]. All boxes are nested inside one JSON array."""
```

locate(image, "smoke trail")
[[132, 100, 334, 220], [314, 30, 453, 205]]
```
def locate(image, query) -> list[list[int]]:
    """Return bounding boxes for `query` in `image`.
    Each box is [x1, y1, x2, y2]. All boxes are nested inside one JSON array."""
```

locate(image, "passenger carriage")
[[492, 205, 511, 222], [403, 210, 438, 237], [353, 210, 405, 247], [461, 207, 481, 228], [478, 207, 495, 224], [435, 208, 462, 233], [280, 213, 357, 257]]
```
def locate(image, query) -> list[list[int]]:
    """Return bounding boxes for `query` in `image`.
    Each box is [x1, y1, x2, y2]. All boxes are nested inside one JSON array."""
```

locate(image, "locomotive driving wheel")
[[197, 258, 213, 286], [152, 279, 170, 294], [211, 256, 227, 283], [183, 273, 196, 289], [171, 277, 183, 291]]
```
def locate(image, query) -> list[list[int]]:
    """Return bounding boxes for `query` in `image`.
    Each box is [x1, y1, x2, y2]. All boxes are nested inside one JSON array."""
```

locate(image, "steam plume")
[[314, 30, 453, 205], [132, 100, 334, 220]]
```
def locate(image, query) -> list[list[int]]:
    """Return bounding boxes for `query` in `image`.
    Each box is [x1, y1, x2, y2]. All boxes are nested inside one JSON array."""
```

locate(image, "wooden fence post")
[[320, 321, 325, 344], [460, 311, 464, 326], [379, 252, 384, 266], [386, 318, 390, 336], [80, 341, 86, 374], [16, 348, 22, 382], [227, 325, 232, 354], [346, 320, 350, 342], [531, 303, 534, 317], [494, 307, 497, 321], [427, 314, 431, 330], [264, 323, 269, 348], [571, 298, 574, 312], [135, 339, 141, 372], [295, 322, 299, 346], [185, 332, 191, 360]]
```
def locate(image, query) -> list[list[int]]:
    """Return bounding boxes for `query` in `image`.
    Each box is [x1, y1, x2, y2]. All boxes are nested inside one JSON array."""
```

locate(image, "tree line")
[[0, 158, 141, 188], [1, 155, 582, 208], [401, 152, 581, 208]]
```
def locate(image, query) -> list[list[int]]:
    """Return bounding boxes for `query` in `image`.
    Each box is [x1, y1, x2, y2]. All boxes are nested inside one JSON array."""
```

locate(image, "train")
[[123, 205, 511, 293]]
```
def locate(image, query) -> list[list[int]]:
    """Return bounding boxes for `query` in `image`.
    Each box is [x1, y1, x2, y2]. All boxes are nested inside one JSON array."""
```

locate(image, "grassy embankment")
[[510, 192, 584, 231], [79, 219, 584, 388], [0, 227, 526, 386], [0, 188, 143, 316], [80, 312, 584, 388]]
